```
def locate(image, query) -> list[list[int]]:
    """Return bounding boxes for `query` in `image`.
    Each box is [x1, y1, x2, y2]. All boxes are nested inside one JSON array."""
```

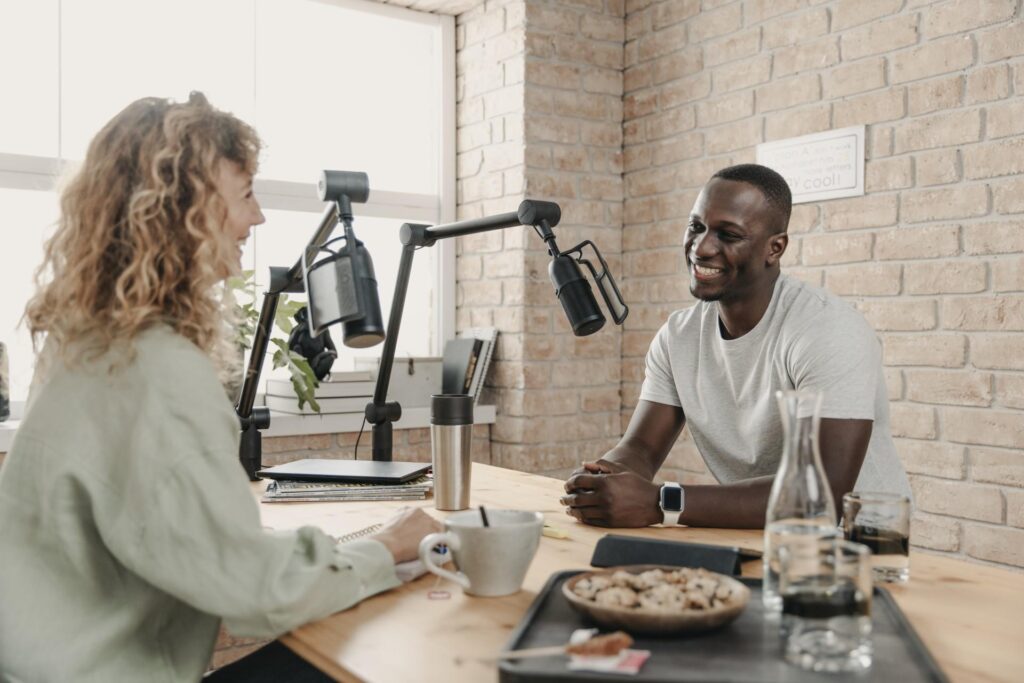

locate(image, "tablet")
[[590, 534, 762, 575], [257, 459, 431, 484]]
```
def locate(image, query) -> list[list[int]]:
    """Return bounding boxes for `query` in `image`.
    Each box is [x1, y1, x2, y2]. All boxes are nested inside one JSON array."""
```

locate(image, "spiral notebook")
[[262, 475, 432, 503], [338, 523, 383, 543], [336, 522, 443, 583]]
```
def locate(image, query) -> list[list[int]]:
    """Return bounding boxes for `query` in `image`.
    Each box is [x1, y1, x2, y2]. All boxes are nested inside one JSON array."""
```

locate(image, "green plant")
[[226, 271, 321, 413]]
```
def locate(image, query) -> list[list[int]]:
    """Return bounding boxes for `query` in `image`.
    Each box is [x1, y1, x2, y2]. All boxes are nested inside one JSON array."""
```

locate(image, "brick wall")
[[621, 0, 1024, 569], [457, 0, 626, 477]]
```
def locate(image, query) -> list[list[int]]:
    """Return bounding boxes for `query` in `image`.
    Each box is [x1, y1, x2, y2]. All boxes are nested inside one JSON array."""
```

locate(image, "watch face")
[[661, 485, 682, 512]]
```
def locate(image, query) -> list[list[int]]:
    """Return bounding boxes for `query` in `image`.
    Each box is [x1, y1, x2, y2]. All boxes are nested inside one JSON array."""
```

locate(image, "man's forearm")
[[602, 440, 775, 528], [601, 442, 662, 481], [677, 475, 774, 529]]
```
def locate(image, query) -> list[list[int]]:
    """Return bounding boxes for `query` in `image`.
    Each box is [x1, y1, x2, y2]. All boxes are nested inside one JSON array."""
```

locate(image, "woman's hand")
[[371, 508, 443, 564]]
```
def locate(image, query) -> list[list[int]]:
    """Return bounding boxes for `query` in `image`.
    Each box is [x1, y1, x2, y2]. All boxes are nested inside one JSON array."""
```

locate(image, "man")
[[562, 164, 910, 529]]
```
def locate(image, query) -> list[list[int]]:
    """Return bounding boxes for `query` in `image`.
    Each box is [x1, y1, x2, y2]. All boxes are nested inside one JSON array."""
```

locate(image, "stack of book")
[[264, 369, 375, 415], [443, 327, 498, 403], [262, 475, 433, 503], [266, 328, 498, 415]]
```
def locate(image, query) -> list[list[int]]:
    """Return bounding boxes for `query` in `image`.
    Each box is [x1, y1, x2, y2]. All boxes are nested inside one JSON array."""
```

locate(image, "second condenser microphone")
[[549, 253, 606, 336], [341, 239, 386, 348]]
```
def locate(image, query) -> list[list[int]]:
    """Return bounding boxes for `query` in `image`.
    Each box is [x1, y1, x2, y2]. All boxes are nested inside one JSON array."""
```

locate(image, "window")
[[0, 0, 455, 402]]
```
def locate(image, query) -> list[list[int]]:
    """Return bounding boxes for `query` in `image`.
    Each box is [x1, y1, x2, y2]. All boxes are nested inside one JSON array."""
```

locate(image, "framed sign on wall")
[[756, 125, 865, 205]]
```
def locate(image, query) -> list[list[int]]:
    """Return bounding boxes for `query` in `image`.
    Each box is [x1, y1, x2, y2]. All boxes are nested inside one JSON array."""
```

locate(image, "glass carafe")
[[762, 389, 838, 610]]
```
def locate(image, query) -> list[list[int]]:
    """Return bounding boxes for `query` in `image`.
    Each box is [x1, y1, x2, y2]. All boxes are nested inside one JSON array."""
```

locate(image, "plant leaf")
[[232, 284, 318, 412], [268, 339, 320, 412], [275, 297, 306, 335]]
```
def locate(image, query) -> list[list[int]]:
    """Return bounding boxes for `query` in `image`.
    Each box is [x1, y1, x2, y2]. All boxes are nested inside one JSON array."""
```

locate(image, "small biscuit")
[[594, 586, 640, 608], [632, 569, 667, 590], [573, 575, 612, 600], [685, 591, 711, 610], [638, 583, 687, 611], [610, 570, 636, 588]]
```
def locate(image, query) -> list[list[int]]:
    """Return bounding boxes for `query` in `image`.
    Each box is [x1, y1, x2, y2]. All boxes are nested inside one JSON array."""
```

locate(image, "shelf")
[[0, 406, 497, 453], [261, 403, 496, 438]]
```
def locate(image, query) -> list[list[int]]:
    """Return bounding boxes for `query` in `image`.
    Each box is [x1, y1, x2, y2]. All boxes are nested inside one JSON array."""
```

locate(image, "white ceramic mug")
[[418, 509, 543, 597]]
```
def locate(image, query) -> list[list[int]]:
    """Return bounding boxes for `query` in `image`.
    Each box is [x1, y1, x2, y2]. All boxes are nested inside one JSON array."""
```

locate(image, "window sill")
[[0, 405, 497, 452], [262, 404, 496, 438]]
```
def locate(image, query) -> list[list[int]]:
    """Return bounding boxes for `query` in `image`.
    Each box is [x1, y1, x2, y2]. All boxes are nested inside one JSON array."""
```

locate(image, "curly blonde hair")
[[25, 92, 260, 380]]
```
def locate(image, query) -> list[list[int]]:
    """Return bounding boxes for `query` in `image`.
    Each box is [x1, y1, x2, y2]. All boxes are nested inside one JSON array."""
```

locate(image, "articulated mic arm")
[[365, 199, 628, 462]]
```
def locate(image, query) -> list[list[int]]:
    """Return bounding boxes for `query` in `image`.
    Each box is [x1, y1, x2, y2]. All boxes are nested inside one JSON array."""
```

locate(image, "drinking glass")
[[779, 538, 873, 673], [843, 492, 911, 583]]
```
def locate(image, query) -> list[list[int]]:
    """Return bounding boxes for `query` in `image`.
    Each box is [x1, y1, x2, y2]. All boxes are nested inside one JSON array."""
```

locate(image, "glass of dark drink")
[[778, 538, 873, 673], [843, 492, 911, 583]]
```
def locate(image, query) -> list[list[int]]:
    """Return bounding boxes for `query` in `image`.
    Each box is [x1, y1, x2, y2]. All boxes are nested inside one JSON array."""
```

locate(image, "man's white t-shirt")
[[639, 274, 911, 496]]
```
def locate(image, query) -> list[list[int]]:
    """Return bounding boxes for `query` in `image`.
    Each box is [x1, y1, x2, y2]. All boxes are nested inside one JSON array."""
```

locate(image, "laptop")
[[257, 459, 431, 484]]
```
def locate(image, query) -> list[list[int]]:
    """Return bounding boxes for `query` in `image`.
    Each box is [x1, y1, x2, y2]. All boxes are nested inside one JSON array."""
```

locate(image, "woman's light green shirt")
[[0, 326, 399, 682]]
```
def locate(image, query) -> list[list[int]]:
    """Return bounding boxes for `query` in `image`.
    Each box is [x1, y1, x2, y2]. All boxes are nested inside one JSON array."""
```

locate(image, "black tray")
[[499, 572, 948, 683]]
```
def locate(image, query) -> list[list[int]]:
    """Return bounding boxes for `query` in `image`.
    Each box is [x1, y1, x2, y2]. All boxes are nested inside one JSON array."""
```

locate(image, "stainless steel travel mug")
[[431, 394, 473, 511]]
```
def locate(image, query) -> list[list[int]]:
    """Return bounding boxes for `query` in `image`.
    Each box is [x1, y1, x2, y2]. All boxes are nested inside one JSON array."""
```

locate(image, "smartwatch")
[[659, 482, 684, 526]]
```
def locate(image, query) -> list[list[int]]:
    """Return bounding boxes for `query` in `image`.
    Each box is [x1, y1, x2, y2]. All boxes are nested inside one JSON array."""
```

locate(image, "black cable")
[[353, 415, 367, 460]]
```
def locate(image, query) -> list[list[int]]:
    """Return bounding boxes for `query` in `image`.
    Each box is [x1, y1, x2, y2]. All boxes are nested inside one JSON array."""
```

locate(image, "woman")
[[0, 93, 439, 682]]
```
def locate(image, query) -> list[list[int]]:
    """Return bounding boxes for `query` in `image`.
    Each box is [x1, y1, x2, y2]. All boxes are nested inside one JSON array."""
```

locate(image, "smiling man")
[[562, 164, 911, 529]]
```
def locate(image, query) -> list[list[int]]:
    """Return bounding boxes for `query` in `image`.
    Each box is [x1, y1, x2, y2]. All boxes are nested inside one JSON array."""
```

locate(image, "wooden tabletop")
[[255, 464, 1024, 683]]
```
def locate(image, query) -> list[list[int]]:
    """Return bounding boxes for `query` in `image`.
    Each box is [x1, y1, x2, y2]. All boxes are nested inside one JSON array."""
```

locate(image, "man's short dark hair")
[[711, 163, 792, 233]]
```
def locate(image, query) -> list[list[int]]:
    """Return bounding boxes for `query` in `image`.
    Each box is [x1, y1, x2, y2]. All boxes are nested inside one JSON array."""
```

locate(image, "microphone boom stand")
[[235, 201, 351, 481], [366, 200, 567, 462]]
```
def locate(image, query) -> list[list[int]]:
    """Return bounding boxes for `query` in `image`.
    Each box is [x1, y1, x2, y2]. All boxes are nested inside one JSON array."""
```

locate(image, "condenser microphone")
[[550, 254, 606, 336], [303, 232, 386, 347], [522, 198, 624, 337], [341, 239, 386, 348], [304, 170, 385, 348]]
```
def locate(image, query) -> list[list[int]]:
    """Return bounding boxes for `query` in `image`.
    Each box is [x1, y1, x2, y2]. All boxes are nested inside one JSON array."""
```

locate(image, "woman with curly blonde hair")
[[0, 93, 438, 683]]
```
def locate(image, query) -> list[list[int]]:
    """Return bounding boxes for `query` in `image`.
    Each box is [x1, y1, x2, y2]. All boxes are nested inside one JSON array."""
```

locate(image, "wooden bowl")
[[562, 565, 750, 636]]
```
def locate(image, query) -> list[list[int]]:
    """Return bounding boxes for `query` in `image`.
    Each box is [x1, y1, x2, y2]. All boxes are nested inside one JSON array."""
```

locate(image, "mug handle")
[[418, 531, 470, 590]]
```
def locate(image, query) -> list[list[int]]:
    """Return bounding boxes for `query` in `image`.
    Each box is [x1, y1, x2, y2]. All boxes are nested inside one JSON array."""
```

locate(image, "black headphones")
[[287, 306, 338, 381]]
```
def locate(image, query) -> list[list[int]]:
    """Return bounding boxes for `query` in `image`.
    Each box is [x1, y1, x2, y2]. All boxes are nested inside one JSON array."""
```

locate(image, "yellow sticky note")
[[542, 522, 570, 540]]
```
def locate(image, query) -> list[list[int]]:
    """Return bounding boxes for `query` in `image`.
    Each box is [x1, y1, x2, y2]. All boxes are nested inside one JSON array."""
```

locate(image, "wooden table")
[[255, 464, 1024, 682]]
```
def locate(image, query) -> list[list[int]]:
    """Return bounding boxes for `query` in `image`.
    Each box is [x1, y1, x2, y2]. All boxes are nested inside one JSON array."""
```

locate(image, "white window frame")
[[0, 0, 456, 442]]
